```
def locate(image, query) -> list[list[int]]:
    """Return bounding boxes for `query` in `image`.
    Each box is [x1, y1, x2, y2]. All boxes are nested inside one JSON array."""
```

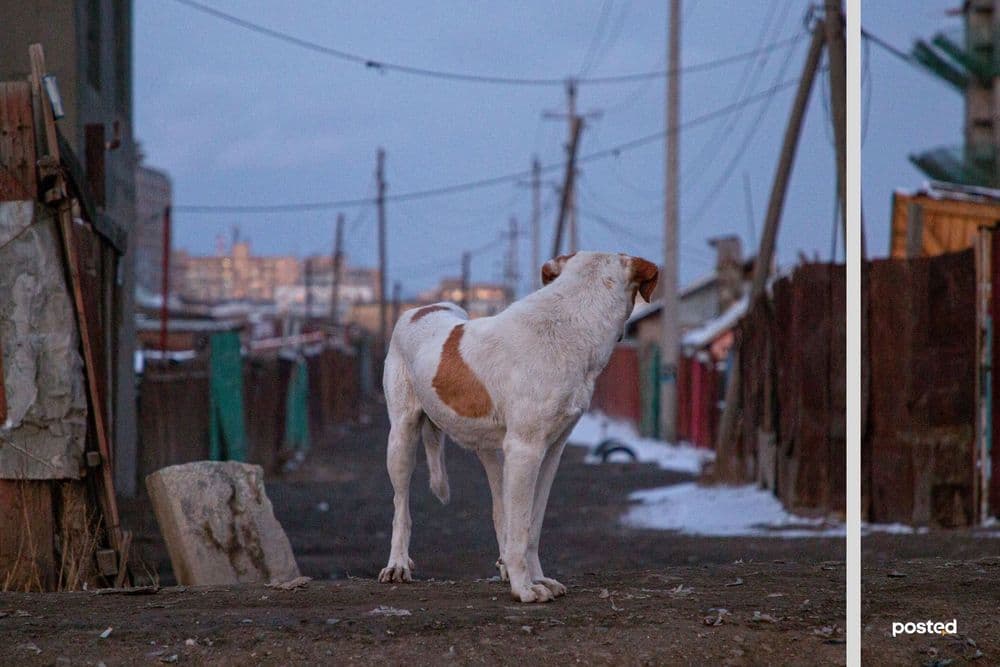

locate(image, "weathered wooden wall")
[[864, 250, 976, 527]]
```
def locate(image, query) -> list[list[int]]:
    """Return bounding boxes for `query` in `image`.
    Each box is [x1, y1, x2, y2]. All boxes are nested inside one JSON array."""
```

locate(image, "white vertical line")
[[845, 0, 862, 665]]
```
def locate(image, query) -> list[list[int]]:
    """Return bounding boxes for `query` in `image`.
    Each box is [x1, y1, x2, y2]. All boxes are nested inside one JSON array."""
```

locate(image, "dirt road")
[[862, 537, 1000, 665], [0, 418, 847, 665]]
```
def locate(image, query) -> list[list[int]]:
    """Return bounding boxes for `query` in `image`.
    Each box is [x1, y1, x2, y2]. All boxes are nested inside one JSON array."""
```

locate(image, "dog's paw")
[[496, 558, 509, 582], [534, 577, 567, 597], [510, 583, 555, 603], [378, 560, 414, 583]]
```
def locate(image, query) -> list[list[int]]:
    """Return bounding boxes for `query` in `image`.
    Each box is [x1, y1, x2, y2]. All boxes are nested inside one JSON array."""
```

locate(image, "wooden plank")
[[0, 82, 37, 201], [84, 124, 105, 209], [0, 480, 55, 591], [28, 44, 122, 555]]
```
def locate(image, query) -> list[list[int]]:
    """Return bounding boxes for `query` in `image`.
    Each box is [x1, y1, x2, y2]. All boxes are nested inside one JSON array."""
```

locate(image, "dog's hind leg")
[[422, 417, 450, 504], [379, 352, 422, 584], [477, 448, 506, 581]]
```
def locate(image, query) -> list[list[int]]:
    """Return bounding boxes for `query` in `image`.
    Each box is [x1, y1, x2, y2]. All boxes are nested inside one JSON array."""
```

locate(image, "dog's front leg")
[[477, 449, 506, 581], [526, 438, 569, 597], [501, 436, 553, 603]]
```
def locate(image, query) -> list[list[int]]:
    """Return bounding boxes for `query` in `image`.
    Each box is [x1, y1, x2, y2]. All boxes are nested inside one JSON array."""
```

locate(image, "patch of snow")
[[861, 523, 929, 536], [568, 413, 714, 476], [623, 482, 844, 538]]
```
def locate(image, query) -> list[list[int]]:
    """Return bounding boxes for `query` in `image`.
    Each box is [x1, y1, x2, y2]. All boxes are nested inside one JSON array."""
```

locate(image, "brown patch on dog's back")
[[411, 305, 450, 323], [432, 325, 493, 418]]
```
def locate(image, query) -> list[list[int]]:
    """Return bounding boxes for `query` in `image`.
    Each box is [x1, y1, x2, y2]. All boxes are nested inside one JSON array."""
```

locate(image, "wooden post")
[[824, 0, 847, 242], [29, 44, 122, 555], [714, 22, 826, 479], [660, 0, 682, 444], [391, 281, 402, 332], [331, 212, 344, 324], [84, 124, 105, 209], [376, 149, 388, 354], [531, 157, 541, 288], [460, 251, 471, 310], [159, 206, 171, 351], [551, 117, 583, 257]]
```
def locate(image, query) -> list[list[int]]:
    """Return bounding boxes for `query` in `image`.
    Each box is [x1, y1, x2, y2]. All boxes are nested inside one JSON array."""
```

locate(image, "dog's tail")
[[421, 415, 450, 505]]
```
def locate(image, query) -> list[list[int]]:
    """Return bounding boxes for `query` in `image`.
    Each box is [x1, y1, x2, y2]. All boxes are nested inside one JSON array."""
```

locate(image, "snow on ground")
[[567, 412, 714, 476], [623, 482, 845, 538]]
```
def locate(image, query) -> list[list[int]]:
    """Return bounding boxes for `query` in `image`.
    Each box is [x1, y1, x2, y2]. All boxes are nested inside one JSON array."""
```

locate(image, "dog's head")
[[541, 251, 659, 306]]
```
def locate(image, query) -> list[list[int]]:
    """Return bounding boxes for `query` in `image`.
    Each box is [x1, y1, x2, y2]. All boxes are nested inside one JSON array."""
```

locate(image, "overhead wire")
[[578, 1, 614, 77], [175, 73, 808, 214], [680, 0, 792, 188], [682, 32, 806, 233], [169, 0, 804, 87]]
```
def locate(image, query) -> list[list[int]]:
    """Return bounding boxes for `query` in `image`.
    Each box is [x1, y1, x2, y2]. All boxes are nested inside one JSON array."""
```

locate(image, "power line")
[[174, 73, 807, 215], [684, 25, 806, 232], [860, 28, 917, 66], [170, 0, 803, 87], [578, 0, 614, 77]]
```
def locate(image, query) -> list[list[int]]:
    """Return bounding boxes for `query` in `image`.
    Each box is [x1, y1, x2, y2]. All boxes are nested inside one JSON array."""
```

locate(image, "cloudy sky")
[[135, 0, 844, 296], [861, 1, 962, 255]]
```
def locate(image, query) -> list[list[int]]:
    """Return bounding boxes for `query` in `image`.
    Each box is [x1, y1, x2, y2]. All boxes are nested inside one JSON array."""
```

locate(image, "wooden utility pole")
[[566, 81, 579, 253], [460, 251, 471, 310], [532, 157, 541, 288], [545, 81, 601, 254], [552, 117, 584, 257], [505, 216, 519, 304], [304, 256, 313, 321], [159, 206, 171, 352], [331, 212, 344, 325], [391, 281, 402, 331], [660, 0, 681, 443], [824, 0, 847, 242], [376, 148, 388, 353], [714, 20, 827, 476]]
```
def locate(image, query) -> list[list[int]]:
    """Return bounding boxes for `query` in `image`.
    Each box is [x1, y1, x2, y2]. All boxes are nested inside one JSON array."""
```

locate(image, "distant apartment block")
[[421, 278, 509, 318], [173, 245, 381, 312], [174, 241, 300, 303]]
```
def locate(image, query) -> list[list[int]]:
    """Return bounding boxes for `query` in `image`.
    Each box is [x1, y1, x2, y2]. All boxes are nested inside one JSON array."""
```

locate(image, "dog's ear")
[[541, 253, 576, 286], [629, 257, 659, 302]]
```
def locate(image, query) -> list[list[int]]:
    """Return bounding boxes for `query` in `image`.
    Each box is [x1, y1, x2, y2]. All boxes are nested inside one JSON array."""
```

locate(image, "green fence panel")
[[209, 331, 248, 462], [284, 356, 311, 453]]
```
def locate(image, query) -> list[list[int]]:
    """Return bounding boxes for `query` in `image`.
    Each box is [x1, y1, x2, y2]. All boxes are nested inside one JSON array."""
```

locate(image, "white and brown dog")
[[378, 251, 658, 603]]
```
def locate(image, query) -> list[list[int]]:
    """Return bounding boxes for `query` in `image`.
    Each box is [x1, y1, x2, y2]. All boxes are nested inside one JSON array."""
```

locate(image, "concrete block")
[[145, 461, 299, 586]]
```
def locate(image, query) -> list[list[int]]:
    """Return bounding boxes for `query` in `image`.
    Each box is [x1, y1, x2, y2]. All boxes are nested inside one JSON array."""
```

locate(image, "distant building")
[[629, 235, 753, 350], [134, 162, 172, 295], [0, 0, 139, 495], [421, 278, 509, 318], [174, 241, 300, 304]]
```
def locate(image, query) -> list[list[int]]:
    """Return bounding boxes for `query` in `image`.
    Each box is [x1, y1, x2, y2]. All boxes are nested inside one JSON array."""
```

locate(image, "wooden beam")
[[28, 44, 122, 555]]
